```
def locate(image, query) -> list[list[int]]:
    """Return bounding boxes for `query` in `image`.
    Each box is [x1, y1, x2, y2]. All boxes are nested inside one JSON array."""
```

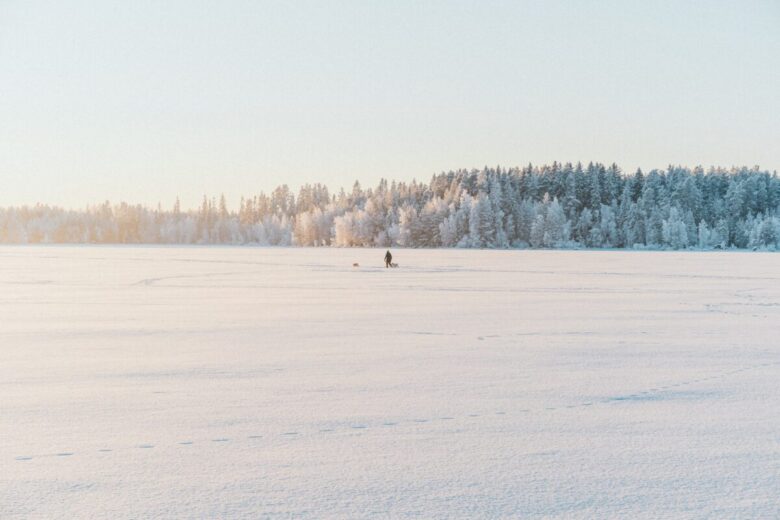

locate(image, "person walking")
[[384, 250, 393, 268]]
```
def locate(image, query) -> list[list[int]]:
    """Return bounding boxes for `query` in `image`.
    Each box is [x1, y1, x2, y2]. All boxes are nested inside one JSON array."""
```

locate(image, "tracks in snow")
[[11, 361, 779, 462]]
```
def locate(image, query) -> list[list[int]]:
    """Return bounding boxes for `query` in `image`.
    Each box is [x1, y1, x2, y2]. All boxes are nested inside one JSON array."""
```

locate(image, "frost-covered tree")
[[662, 207, 689, 249]]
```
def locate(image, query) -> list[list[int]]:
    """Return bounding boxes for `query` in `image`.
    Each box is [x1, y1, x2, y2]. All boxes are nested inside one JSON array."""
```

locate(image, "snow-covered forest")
[[2, 163, 779, 250]]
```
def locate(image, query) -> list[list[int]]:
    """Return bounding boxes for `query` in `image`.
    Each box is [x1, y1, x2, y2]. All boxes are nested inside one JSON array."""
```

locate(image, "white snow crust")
[[1, 246, 778, 518]]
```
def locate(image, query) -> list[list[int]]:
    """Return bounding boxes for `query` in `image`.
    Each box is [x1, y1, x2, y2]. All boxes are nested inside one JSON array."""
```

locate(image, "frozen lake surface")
[[1, 246, 779, 519]]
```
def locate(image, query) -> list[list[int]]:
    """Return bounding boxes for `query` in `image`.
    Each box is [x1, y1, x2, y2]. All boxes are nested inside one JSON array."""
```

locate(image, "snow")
[[1, 246, 779, 519]]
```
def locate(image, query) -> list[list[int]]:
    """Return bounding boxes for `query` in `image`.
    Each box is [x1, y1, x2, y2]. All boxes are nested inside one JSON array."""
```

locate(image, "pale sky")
[[1, 0, 778, 209]]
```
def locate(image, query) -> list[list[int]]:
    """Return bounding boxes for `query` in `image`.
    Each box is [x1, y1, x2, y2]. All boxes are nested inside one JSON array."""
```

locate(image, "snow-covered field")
[[1, 246, 778, 519]]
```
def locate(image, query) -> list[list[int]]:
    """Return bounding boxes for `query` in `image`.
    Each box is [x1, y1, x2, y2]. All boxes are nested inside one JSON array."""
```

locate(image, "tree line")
[[2, 163, 779, 250]]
